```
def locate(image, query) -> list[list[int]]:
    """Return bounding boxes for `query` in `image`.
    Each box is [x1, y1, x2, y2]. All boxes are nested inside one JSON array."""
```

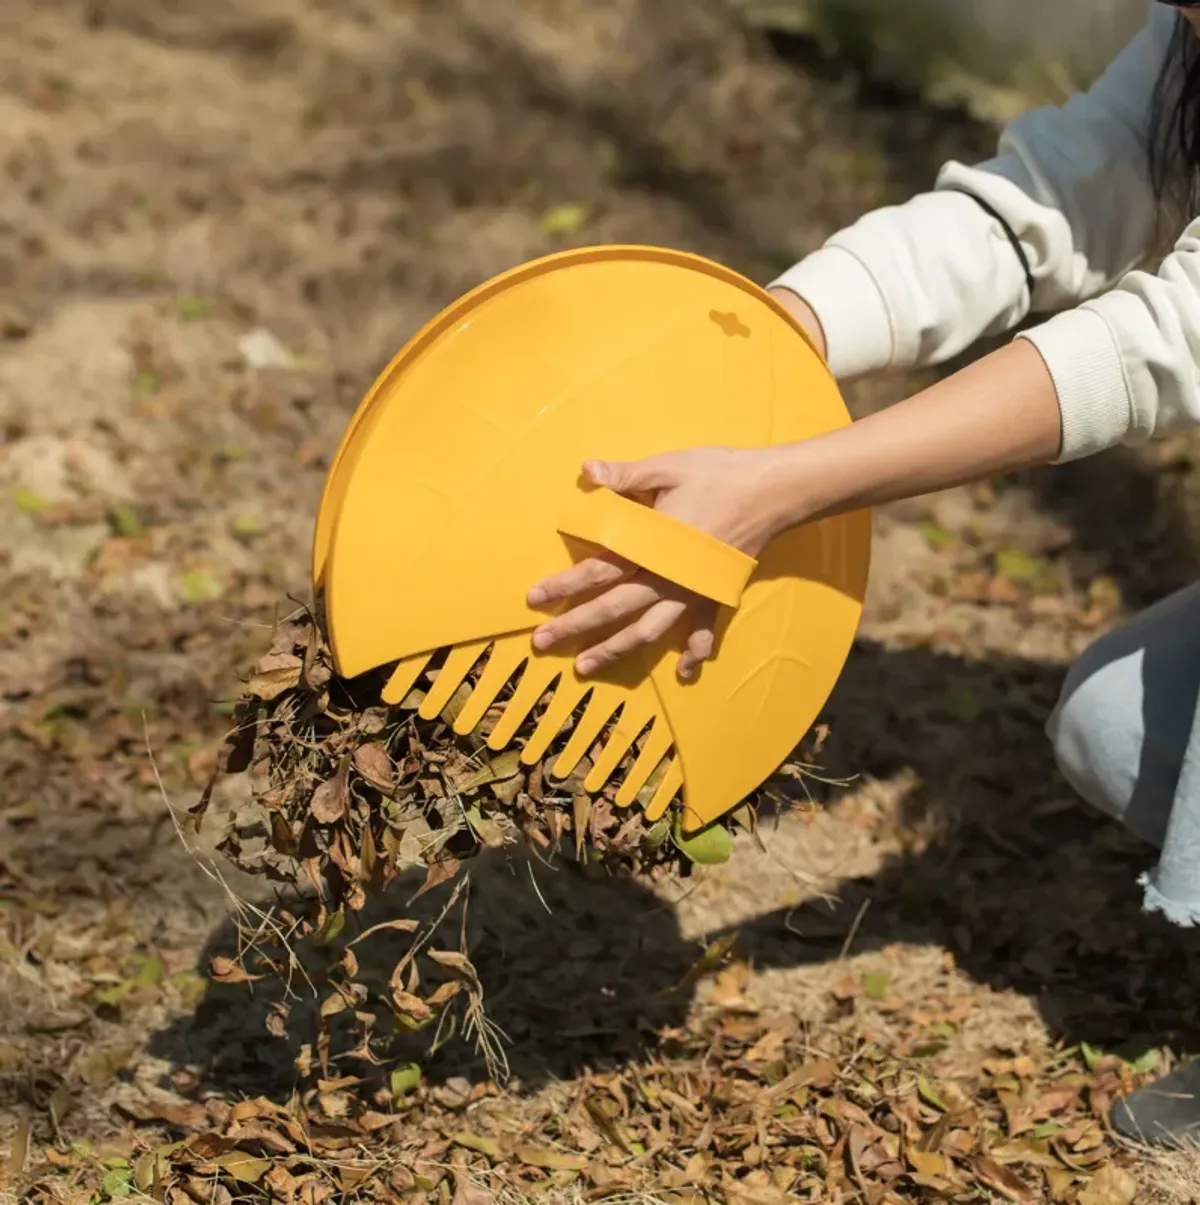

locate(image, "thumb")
[[584, 454, 680, 495]]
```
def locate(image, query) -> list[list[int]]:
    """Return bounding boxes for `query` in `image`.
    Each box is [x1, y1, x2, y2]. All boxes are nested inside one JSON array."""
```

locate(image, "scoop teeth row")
[[379, 634, 679, 814]]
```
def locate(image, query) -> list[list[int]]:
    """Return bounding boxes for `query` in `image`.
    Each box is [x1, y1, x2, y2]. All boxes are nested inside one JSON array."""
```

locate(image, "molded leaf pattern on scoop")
[[313, 247, 870, 831]]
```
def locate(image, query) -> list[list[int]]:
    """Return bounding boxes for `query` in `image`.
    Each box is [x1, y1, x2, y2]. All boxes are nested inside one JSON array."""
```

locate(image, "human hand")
[[527, 448, 786, 681]]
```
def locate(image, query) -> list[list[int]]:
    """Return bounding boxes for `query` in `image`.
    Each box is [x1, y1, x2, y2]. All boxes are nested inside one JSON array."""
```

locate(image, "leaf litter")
[[8, 602, 1153, 1205], [0, 0, 1191, 1202]]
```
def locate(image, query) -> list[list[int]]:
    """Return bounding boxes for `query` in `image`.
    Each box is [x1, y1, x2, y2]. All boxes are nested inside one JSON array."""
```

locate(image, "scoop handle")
[[557, 486, 757, 608]]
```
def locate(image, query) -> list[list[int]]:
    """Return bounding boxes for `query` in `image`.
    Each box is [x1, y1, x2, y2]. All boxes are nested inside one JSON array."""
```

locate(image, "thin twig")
[[838, 898, 872, 962]]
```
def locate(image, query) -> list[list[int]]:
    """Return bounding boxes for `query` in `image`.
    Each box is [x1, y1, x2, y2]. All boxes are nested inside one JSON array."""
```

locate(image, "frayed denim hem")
[[1140, 871, 1200, 928]]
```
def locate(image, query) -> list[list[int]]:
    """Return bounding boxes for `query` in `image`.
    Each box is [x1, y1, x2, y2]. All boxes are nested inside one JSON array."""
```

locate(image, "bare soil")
[[3, 1, 1200, 1202]]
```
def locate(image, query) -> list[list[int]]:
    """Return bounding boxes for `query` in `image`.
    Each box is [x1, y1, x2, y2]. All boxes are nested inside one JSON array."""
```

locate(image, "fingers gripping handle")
[[557, 487, 757, 608]]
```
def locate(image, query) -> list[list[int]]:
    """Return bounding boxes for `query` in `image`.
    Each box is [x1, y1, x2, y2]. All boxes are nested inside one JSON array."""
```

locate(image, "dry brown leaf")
[[352, 742, 395, 792], [514, 1145, 587, 1172], [408, 857, 461, 903], [451, 1171, 492, 1205], [970, 1155, 1034, 1203], [907, 1150, 950, 1178], [248, 653, 303, 700], [391, 989, 432, 1022], [452, 1133, 502, 1160], [1078, 1164, 1138, 1205], [310, 757, 350, 824], [7, 1121, 29, 1177], [207, 1152, 273, 1184], [209, 956, 263, 984], [427, 949, 476, 979]]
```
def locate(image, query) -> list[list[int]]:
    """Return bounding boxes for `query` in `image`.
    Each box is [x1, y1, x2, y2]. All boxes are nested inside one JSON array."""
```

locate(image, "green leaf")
[[995, 547, 1061, 593], [1124, 1047, 1162, 1075], [861, 972, 891, 1000], [1081, 1041, 1104, 1071], [178, 569, 222, 604], [100, 1167, 134, 1198], [671, 820, 734, 865], [177, 297, 208, 321], [920, 520, 956, 551], [108, 504, 144, 538], [13, 487, 47, 516], [311, 908, 345, 947], [230, 515, 264, 540], [133, 371, 160, 396], [539, 202, 591, 235], [94, 981, 136, 1007], [641, 817, 671, 851], [391, 1063, 422, 1101], [131, 955, 165, 988], [995, 547, 1040, 582], [1032, 1122, 1065, 1140], [917, 1075, 949, 1111]]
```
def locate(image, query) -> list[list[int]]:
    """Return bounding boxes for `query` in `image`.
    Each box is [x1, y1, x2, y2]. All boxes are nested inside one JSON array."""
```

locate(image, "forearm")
[[761, 338, 1062, 532]]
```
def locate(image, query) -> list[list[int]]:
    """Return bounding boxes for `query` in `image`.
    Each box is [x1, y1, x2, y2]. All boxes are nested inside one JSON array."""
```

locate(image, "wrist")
[[749, 442, 826, 545]]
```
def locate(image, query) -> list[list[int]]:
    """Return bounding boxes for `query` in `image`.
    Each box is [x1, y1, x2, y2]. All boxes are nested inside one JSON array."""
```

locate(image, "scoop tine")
[[615, 718, 673, 808], [643, 757, 683, 821], [382, 652, 434, 706], [583, 693, 656, 793], [551, 682, 623, 780], [522, 674, 589, 766], [418, 640, 488, 720], [486, 654, 563, 751], [452, 634, 528, 737]]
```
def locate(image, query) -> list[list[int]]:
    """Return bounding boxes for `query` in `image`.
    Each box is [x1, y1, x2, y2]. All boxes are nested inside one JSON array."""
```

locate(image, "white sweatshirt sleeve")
[[769, 3, 1193, 462]]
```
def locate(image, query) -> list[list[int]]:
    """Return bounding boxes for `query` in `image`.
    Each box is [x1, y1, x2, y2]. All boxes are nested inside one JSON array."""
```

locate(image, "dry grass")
[[1132, 1142, 1200, 1205]]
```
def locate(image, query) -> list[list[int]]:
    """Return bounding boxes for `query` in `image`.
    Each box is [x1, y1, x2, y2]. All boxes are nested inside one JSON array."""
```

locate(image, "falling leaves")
[[352, 742, 394, 792], [246, 652, 303, 701], [204, 607, 778, 1092], [309, 756, 351, 824]]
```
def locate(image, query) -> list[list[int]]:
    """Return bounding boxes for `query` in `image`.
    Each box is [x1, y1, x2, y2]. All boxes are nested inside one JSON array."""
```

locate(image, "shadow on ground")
[[146, 632, 1200, 1107]]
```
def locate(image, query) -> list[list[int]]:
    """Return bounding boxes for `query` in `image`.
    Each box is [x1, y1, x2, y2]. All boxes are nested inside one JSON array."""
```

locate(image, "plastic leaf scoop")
[[312, 245, 870, 833]]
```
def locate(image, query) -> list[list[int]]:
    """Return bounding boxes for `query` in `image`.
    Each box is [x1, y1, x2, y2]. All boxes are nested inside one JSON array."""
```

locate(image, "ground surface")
[[3, 1, 1200, 1203]]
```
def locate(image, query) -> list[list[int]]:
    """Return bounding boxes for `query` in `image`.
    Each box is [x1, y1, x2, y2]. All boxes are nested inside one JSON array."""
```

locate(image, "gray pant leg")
[[1047, 582, 1200, 850]]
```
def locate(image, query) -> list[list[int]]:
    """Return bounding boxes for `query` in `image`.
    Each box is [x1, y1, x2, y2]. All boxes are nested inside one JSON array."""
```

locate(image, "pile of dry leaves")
[[195, 607, 806, 1084], [14, 968, 1155, 1205]]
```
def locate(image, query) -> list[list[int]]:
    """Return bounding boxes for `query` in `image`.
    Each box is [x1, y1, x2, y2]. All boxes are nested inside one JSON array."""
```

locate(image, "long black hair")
[[1150, 11, 1200, 228]]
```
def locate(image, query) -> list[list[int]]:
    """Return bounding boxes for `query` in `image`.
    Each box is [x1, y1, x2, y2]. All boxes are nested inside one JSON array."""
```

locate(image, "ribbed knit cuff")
[[768, 247, 894, 381], [1017, 307, 1132, 463]]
